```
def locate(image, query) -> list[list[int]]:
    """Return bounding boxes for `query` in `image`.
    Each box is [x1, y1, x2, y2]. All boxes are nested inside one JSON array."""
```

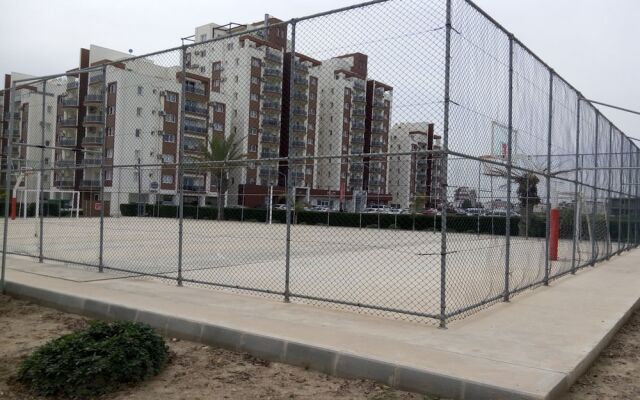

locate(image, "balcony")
[[85, 93, 104, 103], [260, 151, 279, 159], [292, 140, 306, 148], [184, 125, 207, 135], [352, 108, 365, 116], [291, 124, 306, 133], [350, 163, 364, 172], [4, 112, 20, 120], [371, 139, 385, 146], [291, 171, 305, 180], [184, 104, 208, 115], [350, 178, 363, 186], [352, 123, 365, 131], [262, 101, 281, 111], [259, 167, 279, 177], [263, 84, 282, 94], [66, 81, 79, 90], [369, 179, 385, 186], [294, 62, 309, 73], [82, 136, 104, 146], [373, 100, 386, 108], [372, 127, 386, 134], [262, 118, 280, 127], [351, 136, 365, 144], [261, 134, 279, 144], [416, 170, 427, 177], [294, 76, 308, 86], [292, 108, 306, 116], [82, 158, 103, 167], [185, 86, 206, 96], [54, 180, 75, 189], [89, 74, 104, 85], [183, 184, 206, 192], [417, 159, 428, 166], [80, 180, 101, 188], [58, 137, 76, 147], [351, 148, 364, 155], [372, 114, 385, 121], [55, 160, 76, 168], [84, 114, 104, 124], [292, 92, 307, 102], [62, 98, 78, 107], [353, 81, 365, 91], [263, 68, 282, 77], [353, 95, 366, 103], [264, 51, 282, 64], [370, 166, 383, 173], [59, 118, 77, 127]]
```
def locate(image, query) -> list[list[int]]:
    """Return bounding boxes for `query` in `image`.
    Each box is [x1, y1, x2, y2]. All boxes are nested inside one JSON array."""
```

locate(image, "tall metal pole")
[[504, 34, 514, 301], [618, 136, 624, 254], [439, 0, 452, 328], [284, 20, 297, 303], [177, 46, 187, 287], [607, 126, 613, 259], [591, 113, 599, 265], [99, 65, 107, 272], [571, 96, 581, 274], [1, 83, 17, 294], [544, 70, 553, 285], [39, 80, 47, 263], [626, 141, 632, 250], [635, 148, 639, 247]]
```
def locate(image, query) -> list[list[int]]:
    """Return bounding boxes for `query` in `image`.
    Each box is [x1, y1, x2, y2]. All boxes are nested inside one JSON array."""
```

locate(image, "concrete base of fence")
[[4, 252, 640, 400]]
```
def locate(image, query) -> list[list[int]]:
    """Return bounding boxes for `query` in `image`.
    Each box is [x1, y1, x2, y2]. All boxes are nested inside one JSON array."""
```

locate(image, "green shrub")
[[18, 321, 168, 398]]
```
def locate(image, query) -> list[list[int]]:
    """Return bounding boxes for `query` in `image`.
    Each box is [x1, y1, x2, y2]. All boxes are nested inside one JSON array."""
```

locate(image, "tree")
[[200, 132, 245, 220], [514, 172, 541, 236]]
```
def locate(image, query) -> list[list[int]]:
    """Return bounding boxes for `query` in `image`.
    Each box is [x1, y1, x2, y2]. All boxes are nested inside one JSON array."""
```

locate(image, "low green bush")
[[17, 321, 168, 398]]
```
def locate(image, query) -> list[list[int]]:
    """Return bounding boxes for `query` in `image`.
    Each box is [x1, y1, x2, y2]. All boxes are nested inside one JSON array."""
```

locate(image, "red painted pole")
[[10, 196, 16, 221], [549, 208, 560, 261]]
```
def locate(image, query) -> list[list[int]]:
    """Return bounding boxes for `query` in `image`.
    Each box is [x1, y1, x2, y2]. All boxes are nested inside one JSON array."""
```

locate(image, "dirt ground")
[[562, 308, 640, 400], [0, 295, 427, 400], [2, 294, 639, 400]]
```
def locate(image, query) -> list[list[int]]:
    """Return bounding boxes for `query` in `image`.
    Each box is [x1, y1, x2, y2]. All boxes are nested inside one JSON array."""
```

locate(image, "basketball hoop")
[[480, 155, 507, 177]]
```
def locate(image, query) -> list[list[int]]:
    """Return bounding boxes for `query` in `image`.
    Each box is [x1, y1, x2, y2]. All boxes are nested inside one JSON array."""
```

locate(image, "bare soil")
[[0, 295, 428, 400]]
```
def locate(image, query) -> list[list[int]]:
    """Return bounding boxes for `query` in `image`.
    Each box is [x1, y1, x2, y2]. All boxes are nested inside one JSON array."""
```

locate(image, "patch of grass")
[[17, 320, 168, 398]]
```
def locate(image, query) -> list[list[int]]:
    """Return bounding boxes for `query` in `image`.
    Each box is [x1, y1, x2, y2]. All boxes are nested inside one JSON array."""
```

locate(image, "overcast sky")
[[1, 0, 638, 139]]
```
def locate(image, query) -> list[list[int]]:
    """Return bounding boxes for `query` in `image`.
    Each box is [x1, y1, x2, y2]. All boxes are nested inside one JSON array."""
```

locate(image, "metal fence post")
[[438, 0, 453, 328], [626, 145, 632, 250], [284, 20, 297, 303], [571, 96, 581, 273], [635, 148, 639, 247], [504, 34, 514, 301], [591, 113, 599, 265], [606, 126, 613, 259], [544, 69, 553, 285], [177, 46, 187, 287], [618, 136, 623, 254], [1, 83, 17, 294], [39, 80, 47, 263], [99, 65, 107, 272]]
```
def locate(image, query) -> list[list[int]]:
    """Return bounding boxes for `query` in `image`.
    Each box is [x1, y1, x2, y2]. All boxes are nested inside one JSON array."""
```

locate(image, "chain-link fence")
[[1, 0, 638, 326]]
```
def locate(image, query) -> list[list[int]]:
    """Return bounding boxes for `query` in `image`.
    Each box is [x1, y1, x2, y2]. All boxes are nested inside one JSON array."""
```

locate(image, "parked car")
[[422, 208, 438, 216], [273, 204, 287, 211], [309, 205, 330, 212], [465, 208, 484, 216]]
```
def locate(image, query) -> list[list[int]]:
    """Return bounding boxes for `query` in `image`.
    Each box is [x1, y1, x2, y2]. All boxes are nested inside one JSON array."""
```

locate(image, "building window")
[[200, 34, 207, 42], [249, 127, 257, 135], [109, 84, 116, 93], [200, 50, 206, 57], [212, 123, 224, 132], [251, 77, 259, 85], [309, 93, 316, 100], [162, 175, 174, 184], [250, 93, 259, 101], [233, 110, 238, 117], [137, 107, 142, 116], [235, 58, 239, 65], [135, 129, 141, 137], [105, 170, 113, 181], [252, 58, 261, 67], [250, 110, 257, 118], [234, 92, 238, 100], [137, 86, 143, 95], [213, 79, 221, 88], [234, 75, 239, 83], [106, 127, 113, 136], [249, 144, 257, 152], [166, 92, 177, 102], [47, 105, 52, 114], [227, 43, 234, 51], [162, 154, 175, 164], [106, 149, 113, 158], [165, 113, 176, 123], [213, 63, 222, 71], [213, 103, 224, 112], [107, 106, 115, 115], [163, 134, 176, 143]]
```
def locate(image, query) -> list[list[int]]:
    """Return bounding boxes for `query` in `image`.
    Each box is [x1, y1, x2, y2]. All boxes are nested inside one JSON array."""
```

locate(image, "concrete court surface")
[[0, 216, 608, 321], [4, 247, 640, 399]]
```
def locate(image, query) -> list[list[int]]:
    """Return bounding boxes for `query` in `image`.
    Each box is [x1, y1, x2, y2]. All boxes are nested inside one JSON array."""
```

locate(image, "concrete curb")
[[5, 280, 566, 399]]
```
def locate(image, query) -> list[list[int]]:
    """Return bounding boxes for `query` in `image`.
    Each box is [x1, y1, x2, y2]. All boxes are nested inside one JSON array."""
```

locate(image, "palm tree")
[[200, 132, 245, 220]]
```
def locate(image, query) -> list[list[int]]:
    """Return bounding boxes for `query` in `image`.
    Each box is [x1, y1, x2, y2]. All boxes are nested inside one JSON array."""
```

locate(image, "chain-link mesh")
[[0, 0, 638, 326]]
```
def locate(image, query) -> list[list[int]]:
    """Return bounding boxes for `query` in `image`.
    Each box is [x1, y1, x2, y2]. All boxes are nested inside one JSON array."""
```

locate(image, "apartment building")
[[1, 73, 63, 201], [387, 122, 443, 210]]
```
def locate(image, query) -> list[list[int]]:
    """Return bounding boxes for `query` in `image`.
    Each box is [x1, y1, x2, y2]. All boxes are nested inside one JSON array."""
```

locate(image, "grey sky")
[[1, 0, 638, 138]]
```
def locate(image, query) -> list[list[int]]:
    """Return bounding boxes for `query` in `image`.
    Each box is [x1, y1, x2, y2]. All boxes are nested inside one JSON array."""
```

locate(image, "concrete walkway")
[[3, 251, 640, 400]]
